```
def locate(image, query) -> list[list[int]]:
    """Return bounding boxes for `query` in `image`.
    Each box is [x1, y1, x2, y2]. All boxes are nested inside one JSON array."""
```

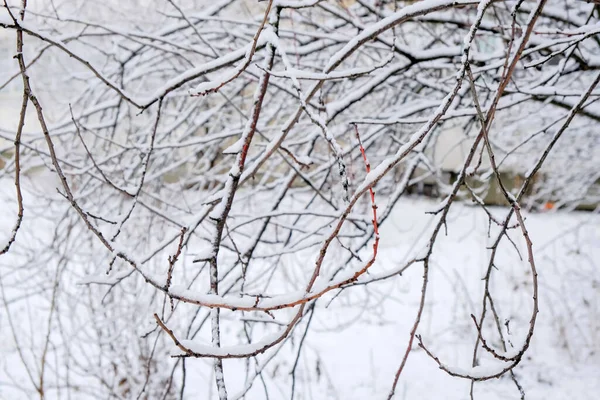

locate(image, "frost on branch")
[[1, 0, 599, 399]]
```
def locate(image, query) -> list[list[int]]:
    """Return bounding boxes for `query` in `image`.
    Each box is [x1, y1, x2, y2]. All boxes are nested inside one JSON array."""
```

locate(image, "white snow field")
[[1, 174, 599, 399]]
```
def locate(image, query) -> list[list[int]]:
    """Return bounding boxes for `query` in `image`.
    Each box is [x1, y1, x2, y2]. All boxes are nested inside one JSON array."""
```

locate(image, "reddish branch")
[[354, 124, 379, 257]]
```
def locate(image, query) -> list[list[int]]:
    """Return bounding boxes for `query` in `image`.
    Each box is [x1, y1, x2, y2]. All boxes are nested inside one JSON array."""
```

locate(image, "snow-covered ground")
[[291, 200, 600, 399], [1, 174, 598, 399]]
